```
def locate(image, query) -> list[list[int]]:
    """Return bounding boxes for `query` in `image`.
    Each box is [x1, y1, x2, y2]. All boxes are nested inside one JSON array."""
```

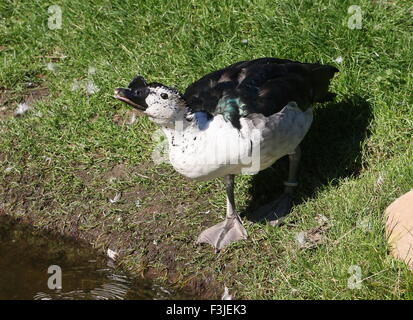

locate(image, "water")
[[0, 216, 186, 300]]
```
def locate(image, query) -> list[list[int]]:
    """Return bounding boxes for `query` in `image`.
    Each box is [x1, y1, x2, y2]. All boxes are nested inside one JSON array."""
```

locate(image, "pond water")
[[0, 215, 187, 300]]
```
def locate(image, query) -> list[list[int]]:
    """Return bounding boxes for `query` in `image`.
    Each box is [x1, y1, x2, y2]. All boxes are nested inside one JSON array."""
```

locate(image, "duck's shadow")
[[242, 95, 372, 222]]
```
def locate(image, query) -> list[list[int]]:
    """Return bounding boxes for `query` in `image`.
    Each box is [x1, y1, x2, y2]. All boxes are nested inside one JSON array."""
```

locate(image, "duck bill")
[[113, 88, 148, 111]]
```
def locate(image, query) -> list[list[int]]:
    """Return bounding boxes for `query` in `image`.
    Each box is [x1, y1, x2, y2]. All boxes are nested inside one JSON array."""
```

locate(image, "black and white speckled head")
[[114, 76, 186, 127], [144, 83, 186, 126]]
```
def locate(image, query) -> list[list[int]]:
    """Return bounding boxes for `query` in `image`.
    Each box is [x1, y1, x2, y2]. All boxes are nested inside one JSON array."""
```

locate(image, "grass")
[[0, 0, 412, 299]]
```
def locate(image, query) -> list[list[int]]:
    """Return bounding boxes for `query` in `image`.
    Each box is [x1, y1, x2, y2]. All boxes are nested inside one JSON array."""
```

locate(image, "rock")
[[385, 189, 413, 268]]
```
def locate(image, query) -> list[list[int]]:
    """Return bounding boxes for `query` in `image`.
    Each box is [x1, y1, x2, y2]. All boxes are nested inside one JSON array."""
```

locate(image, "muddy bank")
[[0, 159, 230, 299], [0, 215, 189, 300]]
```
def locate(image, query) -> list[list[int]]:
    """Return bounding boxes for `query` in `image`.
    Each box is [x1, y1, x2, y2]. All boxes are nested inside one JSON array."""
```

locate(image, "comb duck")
[[114, 57, 338, 251]]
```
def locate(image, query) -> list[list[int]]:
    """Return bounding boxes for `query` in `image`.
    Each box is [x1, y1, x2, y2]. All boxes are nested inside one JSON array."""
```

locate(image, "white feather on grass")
[[4, 167, 13, 173], [14, 103, 30, 116], [221, 286, 232, 300], [127, 112, 137, 125], [295, 231, 307, 247], [109, 192, 121, 204], [47, 62, 55, 72], [86, 81, 98, 95], [107, 248, 118, 261]]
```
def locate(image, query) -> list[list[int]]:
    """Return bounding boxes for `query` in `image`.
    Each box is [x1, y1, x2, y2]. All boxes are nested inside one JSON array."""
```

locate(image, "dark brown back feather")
[[183, 58, 338, 127]]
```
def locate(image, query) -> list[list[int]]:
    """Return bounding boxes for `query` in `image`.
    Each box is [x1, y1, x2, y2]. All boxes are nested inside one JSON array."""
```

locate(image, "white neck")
[[160, 111, 208, 142]]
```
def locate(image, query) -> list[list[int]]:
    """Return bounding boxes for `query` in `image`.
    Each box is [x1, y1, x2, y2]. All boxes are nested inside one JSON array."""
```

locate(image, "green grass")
[[1, 0, 412, 299]]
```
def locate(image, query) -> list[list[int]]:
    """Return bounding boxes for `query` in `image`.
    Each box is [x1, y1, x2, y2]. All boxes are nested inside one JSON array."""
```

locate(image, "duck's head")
[[114, 76, 185, 127]]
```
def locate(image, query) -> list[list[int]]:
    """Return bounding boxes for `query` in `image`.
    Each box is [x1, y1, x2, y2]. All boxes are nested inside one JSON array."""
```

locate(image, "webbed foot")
[[196, 216, 248, 251], [254, 193, 293, 226]]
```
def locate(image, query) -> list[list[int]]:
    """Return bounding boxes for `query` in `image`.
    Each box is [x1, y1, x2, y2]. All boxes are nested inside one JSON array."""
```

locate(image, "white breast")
[[165, 102, 313, 181]]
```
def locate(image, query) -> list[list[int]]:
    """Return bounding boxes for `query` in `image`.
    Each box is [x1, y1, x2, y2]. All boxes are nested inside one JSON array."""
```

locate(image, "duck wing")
[[183, 58, 338, 128]]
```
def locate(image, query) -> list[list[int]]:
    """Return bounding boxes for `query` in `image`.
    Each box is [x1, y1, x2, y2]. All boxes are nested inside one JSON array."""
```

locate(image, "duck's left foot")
[[254, 193, 293, 226], [196, 216, 248, 251]]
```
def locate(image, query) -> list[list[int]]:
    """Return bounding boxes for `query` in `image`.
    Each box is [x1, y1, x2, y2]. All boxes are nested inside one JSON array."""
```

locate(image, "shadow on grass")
[[243, 95, 372, 222]]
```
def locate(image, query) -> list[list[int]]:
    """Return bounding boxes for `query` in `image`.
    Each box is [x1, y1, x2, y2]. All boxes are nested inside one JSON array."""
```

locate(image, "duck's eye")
[[160, 93, 168, 100]]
